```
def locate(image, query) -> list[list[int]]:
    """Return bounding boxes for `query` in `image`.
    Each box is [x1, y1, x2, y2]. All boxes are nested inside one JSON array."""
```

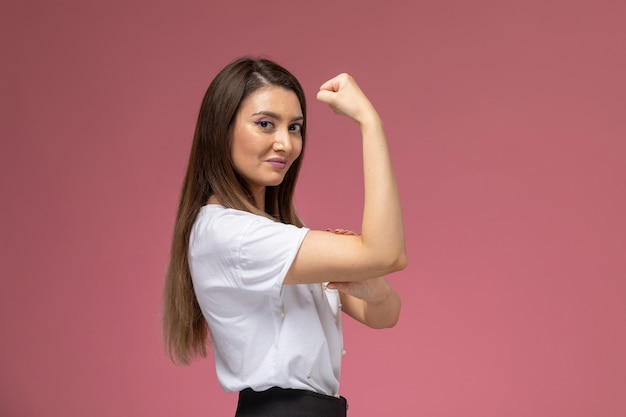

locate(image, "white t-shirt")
[[189, 205, 344, 397]]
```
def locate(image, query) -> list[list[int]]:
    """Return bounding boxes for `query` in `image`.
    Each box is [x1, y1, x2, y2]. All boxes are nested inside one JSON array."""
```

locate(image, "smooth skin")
[[214, 74, 406, 329], [225, 86, 304, 207], [284, 73, 407, 329], [325, 229, 402, 329]]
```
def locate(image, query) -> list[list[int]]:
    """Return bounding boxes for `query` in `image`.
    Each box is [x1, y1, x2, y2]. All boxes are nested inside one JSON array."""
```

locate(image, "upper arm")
[[283, 230, 406, 285]]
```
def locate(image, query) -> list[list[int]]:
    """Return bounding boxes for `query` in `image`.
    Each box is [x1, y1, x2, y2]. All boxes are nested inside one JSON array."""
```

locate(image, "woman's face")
[[231, 86, 303, 202]]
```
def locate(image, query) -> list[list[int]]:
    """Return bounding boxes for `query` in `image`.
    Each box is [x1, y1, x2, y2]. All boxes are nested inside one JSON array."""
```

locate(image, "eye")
[[254, 120, 274, 129], [289, 123, 303, 133]]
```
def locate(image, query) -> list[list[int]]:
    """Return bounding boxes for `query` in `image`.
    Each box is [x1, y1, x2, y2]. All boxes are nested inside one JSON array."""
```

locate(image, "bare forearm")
[[359, 117, 406, 271], [316, 74, 407, 275], [361, 286, 401, 329], [335, 278, 402, 329]]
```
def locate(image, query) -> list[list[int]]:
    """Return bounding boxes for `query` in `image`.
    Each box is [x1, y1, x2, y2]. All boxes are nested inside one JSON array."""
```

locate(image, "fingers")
[[325, 228, 358, 235], [316, 74, 350, 102], [326, 281, 352, 292], [316, 74, 350, 116], [328, 277, 392, 303], [315, 89, 336, 107], [318, 73, 349, 94], [326, 280, 370, 301], [316, 73, 377, 123]]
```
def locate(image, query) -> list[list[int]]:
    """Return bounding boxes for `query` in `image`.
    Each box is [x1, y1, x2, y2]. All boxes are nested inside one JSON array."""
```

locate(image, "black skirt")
[[235, 387, 348, 417]]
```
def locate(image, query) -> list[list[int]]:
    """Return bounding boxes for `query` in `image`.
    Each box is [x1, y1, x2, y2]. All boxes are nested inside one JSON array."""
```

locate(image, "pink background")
[[2, 0, 625, 416]]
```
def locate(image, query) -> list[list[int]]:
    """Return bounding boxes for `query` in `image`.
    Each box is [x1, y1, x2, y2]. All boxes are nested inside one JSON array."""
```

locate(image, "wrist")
[[354, 102, 381, 127], [357, 113, 383, 134]]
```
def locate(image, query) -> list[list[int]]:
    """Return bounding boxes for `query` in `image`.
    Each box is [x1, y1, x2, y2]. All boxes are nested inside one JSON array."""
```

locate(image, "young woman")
[[163, 57, 407, 417]]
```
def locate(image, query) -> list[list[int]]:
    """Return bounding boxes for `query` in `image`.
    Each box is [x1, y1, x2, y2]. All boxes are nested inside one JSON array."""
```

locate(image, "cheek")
[[293, 139, 303, 160], [231, 130, 257, 163]]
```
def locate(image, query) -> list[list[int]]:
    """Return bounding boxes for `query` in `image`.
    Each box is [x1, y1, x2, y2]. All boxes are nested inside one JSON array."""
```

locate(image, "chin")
[[266, 175, 288, 187]]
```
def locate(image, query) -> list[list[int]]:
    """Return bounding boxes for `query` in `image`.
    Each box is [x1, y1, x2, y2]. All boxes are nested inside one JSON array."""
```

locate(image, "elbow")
[[370, 314, 400, 330], [372, 250, 407, 276], [385, 248, 407, 274], [385, 314, 400, 329], [394, 250, 408, 272], [367, 298, 401, 329]]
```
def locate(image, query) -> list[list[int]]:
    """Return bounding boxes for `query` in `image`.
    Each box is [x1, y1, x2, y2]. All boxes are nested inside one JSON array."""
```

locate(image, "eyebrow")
[[251, 111, 304, 122]]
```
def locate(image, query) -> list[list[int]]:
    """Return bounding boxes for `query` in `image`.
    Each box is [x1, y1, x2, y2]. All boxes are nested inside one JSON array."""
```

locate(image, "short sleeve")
[[189, 206, 309, 300], [238, 216, 309, 295]]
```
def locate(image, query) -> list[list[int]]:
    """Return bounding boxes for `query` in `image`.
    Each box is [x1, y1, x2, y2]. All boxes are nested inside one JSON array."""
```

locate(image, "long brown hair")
[[163, 58, 307, 364]]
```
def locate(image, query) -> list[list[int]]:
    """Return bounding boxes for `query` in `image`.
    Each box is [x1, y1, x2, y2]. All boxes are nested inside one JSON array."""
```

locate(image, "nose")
[[273, 129, 293, 153]]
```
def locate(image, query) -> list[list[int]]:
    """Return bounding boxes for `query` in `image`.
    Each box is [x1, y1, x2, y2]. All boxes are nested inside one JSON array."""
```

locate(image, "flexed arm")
[[324, 229, 402, 329], [284, 74, 407, 284]]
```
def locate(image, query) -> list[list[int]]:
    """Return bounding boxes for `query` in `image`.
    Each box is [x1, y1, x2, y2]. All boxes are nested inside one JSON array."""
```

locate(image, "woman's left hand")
[[327, 276, 393, 304]]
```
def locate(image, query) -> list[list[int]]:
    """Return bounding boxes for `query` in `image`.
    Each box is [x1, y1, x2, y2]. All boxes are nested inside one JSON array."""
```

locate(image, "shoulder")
[[195, 204, 258, 231], [189, 205, 310, 292], [191, 205, 308, 253], [191, 205, 257, 251]]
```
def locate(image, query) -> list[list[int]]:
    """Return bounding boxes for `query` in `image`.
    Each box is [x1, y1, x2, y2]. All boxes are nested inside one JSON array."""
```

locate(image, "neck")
[[252, 186, 265, 212]]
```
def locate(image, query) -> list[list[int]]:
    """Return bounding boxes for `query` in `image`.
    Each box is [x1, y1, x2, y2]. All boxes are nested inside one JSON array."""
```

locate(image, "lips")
[[267, 158, 288, 169]]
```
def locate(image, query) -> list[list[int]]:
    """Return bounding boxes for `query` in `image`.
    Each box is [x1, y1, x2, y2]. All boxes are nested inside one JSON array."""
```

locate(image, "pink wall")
[[2, 1, 625, 416]]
